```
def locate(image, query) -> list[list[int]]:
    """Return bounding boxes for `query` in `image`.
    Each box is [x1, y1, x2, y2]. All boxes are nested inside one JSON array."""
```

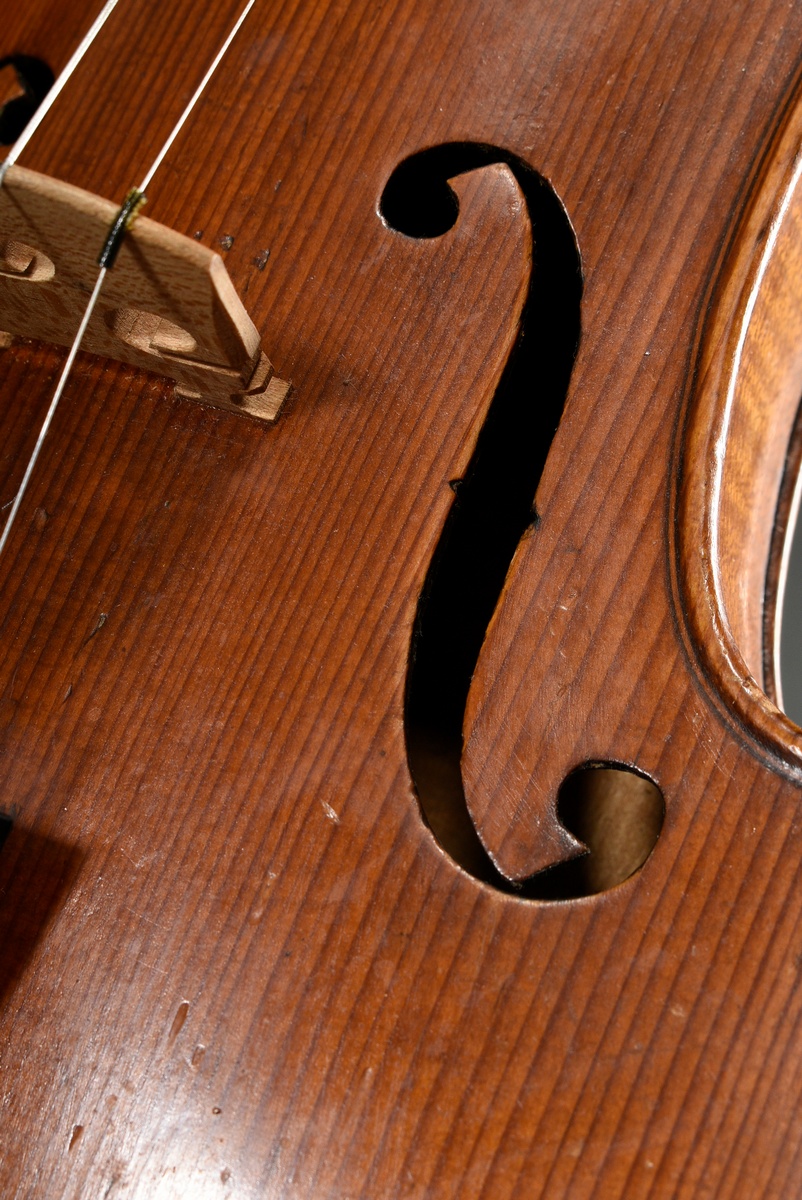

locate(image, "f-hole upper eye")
[[0, 56, 54, 145]]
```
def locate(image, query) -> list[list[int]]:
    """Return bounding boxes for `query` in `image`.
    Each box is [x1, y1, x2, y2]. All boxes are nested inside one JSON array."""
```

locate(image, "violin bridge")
[[0, 164, 289, 422]]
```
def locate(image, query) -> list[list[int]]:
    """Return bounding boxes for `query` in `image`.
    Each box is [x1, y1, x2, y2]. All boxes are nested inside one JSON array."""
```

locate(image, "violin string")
[[0, 270, 107, 560], [0, 0, 122, 187], [0, 0, 259, 561], [138, 0, 256, 193]]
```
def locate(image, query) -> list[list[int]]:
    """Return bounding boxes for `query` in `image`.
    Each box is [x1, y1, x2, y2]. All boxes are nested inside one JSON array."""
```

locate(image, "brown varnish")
[[2, 1, 802, 1197]]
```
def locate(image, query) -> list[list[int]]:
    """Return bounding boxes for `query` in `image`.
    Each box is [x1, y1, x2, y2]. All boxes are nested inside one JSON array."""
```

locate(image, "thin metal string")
[[0, 0, 122, 187], [139, 0, 256, 194], [0, 0, 258, 561], [0, 269, 107, 559]]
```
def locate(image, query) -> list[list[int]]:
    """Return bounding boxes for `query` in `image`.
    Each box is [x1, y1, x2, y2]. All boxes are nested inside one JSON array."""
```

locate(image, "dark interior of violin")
[[3, 1, 802, 1195]]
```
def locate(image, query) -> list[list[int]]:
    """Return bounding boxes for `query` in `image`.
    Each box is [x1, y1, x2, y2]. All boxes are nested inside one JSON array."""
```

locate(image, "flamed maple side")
[[3, 0, 802, 1197]]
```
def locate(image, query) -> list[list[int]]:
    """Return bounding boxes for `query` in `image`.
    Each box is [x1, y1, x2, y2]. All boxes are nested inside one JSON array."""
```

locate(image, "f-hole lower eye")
[[526, 766, 665, 900]]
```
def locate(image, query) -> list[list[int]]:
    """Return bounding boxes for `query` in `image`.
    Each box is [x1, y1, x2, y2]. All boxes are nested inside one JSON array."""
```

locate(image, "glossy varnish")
[[2, 1, 802, 1196]]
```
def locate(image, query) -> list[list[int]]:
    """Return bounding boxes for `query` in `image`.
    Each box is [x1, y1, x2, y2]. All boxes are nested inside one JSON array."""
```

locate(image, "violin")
[[2, 0, 802, 1194]]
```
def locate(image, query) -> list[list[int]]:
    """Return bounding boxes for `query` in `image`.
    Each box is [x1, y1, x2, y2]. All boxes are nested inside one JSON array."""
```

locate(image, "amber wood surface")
[[3, 1, 802, 1197]]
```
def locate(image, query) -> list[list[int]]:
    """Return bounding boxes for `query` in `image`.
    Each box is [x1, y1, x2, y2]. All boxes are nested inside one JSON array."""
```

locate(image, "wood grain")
[[2, 1, 802, 1197]]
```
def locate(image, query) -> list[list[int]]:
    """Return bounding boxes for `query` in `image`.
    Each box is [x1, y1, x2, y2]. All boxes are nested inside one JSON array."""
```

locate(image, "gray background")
[[781, 520, 802, 723]]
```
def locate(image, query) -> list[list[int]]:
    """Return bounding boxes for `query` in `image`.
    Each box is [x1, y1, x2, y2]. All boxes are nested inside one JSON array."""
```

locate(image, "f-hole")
[[0, 57, 54, 145], [383, 145, 663, 898], [0, 812, 11, 854]]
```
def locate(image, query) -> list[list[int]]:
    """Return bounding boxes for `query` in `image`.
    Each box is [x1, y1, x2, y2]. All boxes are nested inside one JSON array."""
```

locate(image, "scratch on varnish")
[[136, 959, 168, 977], [82, 613, 108, 646], [125, 906, 166, 930]]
